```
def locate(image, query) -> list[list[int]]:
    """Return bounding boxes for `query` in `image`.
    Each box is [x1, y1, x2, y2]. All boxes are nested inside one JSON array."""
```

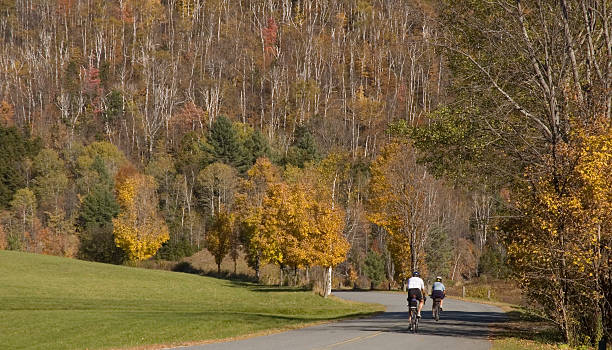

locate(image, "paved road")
[[171, 291, 505, 350]]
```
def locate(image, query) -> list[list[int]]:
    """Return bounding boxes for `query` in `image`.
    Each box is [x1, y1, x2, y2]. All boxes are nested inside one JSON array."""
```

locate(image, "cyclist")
[[431, 276, 446, 311], [407, 271, 426, 319]]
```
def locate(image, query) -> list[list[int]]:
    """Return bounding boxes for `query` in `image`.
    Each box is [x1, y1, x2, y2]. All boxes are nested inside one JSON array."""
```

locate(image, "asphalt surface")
[[170, 291, 506, 350]]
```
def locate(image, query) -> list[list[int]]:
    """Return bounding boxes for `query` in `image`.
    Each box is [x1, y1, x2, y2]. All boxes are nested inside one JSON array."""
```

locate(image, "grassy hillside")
[[0, 251, 382, 350]]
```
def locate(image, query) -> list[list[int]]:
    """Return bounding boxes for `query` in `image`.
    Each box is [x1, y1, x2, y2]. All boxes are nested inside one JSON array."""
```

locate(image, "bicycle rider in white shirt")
[[406, 271, 426, 319]]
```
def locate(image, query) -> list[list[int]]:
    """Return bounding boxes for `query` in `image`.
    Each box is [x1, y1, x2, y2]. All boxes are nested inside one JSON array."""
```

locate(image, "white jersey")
[[407, 276, 425, 290]]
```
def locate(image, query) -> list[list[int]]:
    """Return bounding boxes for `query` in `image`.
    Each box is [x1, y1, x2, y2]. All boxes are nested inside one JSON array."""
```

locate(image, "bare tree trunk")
[[451, 252, 461, 281], [324, 266, 332, 297]]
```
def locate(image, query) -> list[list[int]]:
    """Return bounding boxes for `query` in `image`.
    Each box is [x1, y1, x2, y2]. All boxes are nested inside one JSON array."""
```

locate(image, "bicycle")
[[407, 295, 419, 333], [432, 297, 441, 321]]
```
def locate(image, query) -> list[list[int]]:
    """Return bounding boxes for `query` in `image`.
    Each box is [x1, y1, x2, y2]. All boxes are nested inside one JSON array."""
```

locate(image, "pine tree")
[[425, 227, 454, 280], [243, 129, 270, 167], [0, 126, 41, 209], [77, 156, 124, 264], [284, 126, 318, 168], [78, 185, 119, 230], [364, 251, 386, 287], [209, 116, 248, 172]]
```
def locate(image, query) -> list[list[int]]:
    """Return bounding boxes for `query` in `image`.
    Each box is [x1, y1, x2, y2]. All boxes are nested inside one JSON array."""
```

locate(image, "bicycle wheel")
[[433, 303, 439, 321], [414, 315, 419, 333]]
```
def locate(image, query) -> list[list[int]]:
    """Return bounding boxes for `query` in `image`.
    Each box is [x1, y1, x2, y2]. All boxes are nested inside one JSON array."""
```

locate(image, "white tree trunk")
[[325, 266, 332, 297]]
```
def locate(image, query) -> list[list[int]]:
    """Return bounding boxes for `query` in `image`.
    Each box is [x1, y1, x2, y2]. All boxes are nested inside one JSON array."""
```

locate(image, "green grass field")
[[0, 251, 382, 350]]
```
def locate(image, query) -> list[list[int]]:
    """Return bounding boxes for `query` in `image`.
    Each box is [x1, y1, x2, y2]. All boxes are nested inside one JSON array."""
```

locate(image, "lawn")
[[0, 251, 382, 350]]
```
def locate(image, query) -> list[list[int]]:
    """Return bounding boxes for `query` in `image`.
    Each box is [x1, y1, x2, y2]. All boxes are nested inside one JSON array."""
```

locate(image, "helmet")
[[412, 271, 420, 277], [436, 276, 442, 282]]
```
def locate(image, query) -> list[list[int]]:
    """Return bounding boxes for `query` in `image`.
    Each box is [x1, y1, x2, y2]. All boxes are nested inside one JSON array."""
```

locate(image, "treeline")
[[1, 0, 489, 289]]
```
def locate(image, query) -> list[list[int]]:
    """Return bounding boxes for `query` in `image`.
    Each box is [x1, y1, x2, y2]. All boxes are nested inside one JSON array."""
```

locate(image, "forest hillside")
[[0, 0, 610, 346]]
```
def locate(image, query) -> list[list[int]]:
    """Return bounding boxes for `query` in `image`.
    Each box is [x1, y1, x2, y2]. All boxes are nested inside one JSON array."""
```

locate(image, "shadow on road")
[[321, 309, 508, 339]]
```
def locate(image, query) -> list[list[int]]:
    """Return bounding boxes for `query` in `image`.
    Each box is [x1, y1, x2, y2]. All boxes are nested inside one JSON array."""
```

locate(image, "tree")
[[75, 141, 127, 194], [364, 251, 386, 288], [235, 157, 280, 279], [0, 126, 41, 209], [425, 227, 454, 280], [369, 142, 443, 282], [250, 182, 288, 272], [240, 127, 271, 168], [205, 210, 234, 275], [425, 1, 612, 344], [0, 100, 15, 126], [310, 200, 349, 297], [284, 126, 318, 168], [32, 149, 69, 212], [209, 116, 248, 171], [197, 162, 238, 216], [77, 157, 123, 264], [41, 210, 78, 258], [145, 150, 177, 212], [503, 121, 612, 345], [9, 188, 37, 252], [249, 181, 315, 285], [113, 168, 169, 261]]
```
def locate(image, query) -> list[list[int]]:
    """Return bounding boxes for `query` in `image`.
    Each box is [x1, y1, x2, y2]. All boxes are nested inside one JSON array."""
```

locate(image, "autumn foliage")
[[237, 159, 348, 295], [113, 167, 169, 261], [504, 119, 612, 343]]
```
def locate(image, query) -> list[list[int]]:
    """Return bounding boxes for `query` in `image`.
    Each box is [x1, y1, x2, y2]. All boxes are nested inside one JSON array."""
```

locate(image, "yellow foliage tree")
[[310, 202, 349, 297], [249, 178, 349, 291], [205, 209, 234, 275], [504, 119, 612, 343], [252, 183, 309, 268], [369, 141, 440, 282], [235, 157, 280, 279], [113, 170, 169, 261]]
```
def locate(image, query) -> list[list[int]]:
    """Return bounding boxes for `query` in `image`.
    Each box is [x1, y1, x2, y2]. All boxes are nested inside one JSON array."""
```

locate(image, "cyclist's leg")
[[409, 309, 415, 329], [417, 291, 424, 317]]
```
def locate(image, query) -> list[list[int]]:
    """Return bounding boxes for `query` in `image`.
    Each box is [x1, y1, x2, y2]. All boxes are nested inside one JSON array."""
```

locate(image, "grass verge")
[[0, 251, 383, 350], [489, 304, 567, 350]]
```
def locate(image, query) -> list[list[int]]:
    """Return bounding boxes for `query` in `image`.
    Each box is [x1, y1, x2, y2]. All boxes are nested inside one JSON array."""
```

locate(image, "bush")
[[465, 285, 495, 300], [156, 236, 198, 261], [78, 226, 125, 264]]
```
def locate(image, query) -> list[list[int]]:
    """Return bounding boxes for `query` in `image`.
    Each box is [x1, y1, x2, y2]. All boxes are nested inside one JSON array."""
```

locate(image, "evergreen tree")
[[243, 129, 270, 167], [78, 185, 119, 229], [77, 156, 124, 264], [478, 243, 509, 279], [175, 132, 214, 177], [284, 126, 318, 168], [425, 227, 454, 280], [0, 126, 41, 209], [364, 251, 386, 288], [209, 116, 248, 172]]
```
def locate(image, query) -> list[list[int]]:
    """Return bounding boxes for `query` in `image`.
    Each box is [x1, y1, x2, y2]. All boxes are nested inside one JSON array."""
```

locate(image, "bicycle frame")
[[408, 297, 419, 333], [432, 298, 441, 321]]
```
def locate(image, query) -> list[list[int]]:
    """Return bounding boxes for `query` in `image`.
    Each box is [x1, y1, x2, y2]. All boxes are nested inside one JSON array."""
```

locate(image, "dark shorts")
[[407, 288, 423, 304], [432, 290, 445, 299]]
